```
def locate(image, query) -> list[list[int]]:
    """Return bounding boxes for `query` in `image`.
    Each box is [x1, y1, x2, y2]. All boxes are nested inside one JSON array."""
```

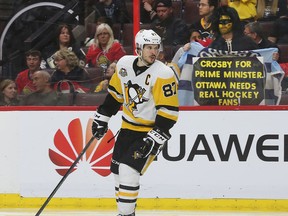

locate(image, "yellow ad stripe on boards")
[[1, 194, 288, 212]]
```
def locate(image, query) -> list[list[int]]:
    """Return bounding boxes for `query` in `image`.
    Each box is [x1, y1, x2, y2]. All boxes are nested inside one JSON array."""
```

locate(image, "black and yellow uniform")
[[97, 55, 179, 173]]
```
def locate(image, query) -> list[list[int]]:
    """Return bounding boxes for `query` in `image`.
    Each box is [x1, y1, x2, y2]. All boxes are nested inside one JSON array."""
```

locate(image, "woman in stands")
[[51, 49, 90, 93], [85, 23, 126, 68], [42, 24, 85, 69], [0, 79, 19, 106]]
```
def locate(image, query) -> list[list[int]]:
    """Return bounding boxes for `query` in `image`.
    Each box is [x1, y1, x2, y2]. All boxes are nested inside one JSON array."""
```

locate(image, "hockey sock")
[[117, 163, 140, 215], [114, 174, 120, 203]]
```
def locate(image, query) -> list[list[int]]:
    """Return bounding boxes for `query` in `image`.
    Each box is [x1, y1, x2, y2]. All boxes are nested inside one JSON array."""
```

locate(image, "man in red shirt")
[[15, 50, 42, 95]]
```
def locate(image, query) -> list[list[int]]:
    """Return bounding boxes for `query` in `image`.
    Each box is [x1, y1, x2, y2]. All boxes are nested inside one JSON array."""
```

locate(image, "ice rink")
[[1, 209, 288, 216]]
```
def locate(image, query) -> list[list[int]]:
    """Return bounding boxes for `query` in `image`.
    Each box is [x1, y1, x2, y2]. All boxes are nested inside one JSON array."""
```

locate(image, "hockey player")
[[91, 29, 179, 216]]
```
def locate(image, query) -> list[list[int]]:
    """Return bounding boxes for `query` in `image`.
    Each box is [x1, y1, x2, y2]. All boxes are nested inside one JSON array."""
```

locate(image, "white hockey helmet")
[[135, 29, 161, 52]]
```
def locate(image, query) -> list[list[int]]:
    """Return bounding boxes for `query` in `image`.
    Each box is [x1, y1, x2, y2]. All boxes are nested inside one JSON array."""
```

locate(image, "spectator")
[[190, 0, 219, 39], [86, 23, 126, 68], [172, 29, 212, 65], [268, 13, 288, 44], [208, 6, 258, 51], [220, 0, 257, 29], [244, 21, 279, 49], [19, 70, 70, 106], [15, 50, 42, 95], [257, 0, 288, 21], [141, 0, 157, 24], [42, 24, 85, 69], [85, 16, 114, 47], [94, 62, 116, 93], [244, 22, 279, 55], [0, 79, 19, 106], [244, 21, 279, 60], [170, 29, 213, 83], [151, 0, 189, 46], [51, 49, 90, 93], [94, 0, 131, 24]]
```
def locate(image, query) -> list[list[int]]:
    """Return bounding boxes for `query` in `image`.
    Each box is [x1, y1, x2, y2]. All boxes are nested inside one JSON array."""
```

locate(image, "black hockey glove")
[[135, 127, 171, 159], [92, 111, 110, 140]]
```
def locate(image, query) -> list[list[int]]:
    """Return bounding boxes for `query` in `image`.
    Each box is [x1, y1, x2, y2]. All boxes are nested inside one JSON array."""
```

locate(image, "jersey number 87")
[[163, 82, 177, 97]]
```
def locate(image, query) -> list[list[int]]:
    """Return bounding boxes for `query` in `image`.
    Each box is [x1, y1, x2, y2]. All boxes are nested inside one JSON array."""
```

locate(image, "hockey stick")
[[35, 136, 96, 216]]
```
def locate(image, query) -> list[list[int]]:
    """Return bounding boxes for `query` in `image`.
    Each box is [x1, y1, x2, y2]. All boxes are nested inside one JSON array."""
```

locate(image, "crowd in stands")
[[41, 23, 86, 69], [1, 0, 288, 106]]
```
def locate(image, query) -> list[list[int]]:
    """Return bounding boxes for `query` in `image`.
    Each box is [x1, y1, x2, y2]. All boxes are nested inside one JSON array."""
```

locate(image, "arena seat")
[[65, 93, 77, 106], [123, 46, 134, 55], [183, 0, 200, 25], [163, 45, 179, 63], [74, 92, 108, 106], [172, 0, 183, 19], [85, 67, 105, 84], [121, 23, 134, 46], [278, 44, 288, 63], [86, 23, 96, 38], [279, 91, 288, 105], [162, 46, 173, 63], [258, 21, 275, 38], [126, 1, 133, 22], [112, 23, 122, 40]]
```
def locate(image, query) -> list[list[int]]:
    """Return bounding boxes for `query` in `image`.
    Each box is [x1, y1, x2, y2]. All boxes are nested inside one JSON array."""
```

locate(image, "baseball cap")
[[156, 0, 172, 7]]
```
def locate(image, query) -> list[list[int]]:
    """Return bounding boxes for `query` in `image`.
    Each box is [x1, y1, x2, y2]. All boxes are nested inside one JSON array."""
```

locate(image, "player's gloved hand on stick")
[[136, 127, 171, 159], [92, 111, 110, 139]]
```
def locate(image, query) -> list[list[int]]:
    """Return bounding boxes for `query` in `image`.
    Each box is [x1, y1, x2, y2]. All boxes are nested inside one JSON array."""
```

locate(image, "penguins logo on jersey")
[[124, 80, 148, 113]]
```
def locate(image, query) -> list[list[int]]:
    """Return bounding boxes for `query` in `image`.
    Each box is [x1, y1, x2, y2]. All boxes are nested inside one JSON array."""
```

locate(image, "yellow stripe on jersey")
[[108, 71, 124, 103], [121, 119, 153, 132], [167, 62, 181, 83], [157, 109, 178, 122], [152, 76, 179, 122]]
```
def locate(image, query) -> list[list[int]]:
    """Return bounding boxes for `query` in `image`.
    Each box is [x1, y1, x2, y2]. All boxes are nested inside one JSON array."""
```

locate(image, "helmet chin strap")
[[136, 51, 150, 67], [137, 49, 157, 67]]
